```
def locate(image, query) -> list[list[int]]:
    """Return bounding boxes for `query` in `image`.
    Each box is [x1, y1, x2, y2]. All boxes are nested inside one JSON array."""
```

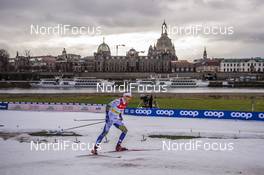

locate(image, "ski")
[[74, 119, 105, 122], [104, 148, 161, 153], [77, 154, 121, 159]]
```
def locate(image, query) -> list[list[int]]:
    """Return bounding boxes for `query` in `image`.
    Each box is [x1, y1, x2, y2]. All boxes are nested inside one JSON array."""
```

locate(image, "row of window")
[[223, 63, 264, 67], [99, 56, 165, 60], [174, 68, 195, 72], [223, 68, 264, 72]]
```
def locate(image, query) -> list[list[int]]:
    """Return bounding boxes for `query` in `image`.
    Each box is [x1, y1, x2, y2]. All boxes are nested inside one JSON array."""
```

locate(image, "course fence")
[[124, 108, 264, 121], [0, 102, 105, 113], [1, 102, 263, 121]]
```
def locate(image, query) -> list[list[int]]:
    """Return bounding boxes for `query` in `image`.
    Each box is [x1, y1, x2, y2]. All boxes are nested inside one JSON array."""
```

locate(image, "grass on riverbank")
[[1, 94, 264, 112]]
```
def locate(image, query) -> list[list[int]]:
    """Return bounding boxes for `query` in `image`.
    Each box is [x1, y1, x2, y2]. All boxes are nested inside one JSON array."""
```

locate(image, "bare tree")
[[0, 49, 9, 72]]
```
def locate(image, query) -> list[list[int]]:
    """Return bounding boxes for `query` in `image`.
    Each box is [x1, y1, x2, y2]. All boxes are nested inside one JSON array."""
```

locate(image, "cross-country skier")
[[91, 92, 132, 155]]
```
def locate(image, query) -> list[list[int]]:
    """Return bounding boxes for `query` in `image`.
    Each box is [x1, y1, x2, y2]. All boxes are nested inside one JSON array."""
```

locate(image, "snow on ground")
[[1, 110, 264, 175]]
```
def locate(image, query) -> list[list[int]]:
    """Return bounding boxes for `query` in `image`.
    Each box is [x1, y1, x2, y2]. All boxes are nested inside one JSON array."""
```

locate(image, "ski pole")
[[74, 118, 105, 122], [63, 121, 105, 131]]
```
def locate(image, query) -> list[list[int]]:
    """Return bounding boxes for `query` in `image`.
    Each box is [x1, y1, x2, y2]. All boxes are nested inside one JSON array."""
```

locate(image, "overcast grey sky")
[[0, 0, 263, 60]]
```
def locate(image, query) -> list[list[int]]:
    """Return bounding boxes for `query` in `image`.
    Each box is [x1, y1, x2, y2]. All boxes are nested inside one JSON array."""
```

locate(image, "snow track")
[[1, 111, 264, 175]]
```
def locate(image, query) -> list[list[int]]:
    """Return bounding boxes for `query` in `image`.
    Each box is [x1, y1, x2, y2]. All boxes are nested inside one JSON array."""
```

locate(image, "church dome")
[[128, 48, 136, 54], [97, 42, 110, 53], [127, 48, 138, 57], [155, 21, 175, 54], [156, 34, 174, 52]]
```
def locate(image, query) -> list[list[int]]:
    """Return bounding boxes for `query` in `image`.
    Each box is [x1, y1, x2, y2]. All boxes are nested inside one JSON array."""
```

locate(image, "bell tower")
[[203, 47, 207, 59]]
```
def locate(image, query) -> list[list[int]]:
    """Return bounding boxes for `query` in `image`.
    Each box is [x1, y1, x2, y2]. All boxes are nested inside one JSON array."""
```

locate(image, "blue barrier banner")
[[0, 102, 8, 110], [124, 108, 264, 121]]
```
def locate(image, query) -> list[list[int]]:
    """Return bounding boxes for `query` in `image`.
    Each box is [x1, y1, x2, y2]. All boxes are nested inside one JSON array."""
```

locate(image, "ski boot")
[[91, 145, 98, 155], [115, 143, 128, 152]]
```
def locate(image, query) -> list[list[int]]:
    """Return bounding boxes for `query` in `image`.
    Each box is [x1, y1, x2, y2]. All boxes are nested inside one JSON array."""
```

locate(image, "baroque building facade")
[[220, 57, 264, 73], [93, 21, 178, 73]]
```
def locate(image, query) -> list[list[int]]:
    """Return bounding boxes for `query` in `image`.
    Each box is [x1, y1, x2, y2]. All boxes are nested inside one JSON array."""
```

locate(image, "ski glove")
[[119, 113, 123, 121]]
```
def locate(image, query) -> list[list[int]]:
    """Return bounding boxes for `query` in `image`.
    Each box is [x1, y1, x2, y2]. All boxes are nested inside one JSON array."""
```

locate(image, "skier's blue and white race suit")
[[95, 97, 128, 146]]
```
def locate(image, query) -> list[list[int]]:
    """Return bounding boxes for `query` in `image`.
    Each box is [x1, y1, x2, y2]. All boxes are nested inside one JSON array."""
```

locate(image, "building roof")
[[195, 59, 220, 67], [171, 60, 194, 67]]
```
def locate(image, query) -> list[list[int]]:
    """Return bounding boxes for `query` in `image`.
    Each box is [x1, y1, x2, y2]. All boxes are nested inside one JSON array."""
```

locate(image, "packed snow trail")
[[1, 111, 264, 175]]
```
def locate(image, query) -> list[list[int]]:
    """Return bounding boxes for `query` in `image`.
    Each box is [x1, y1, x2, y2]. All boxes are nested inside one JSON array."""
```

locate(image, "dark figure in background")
[[149, 95, 153, 108], [139, 94, 157, 108], [140, 94, 149, 108]]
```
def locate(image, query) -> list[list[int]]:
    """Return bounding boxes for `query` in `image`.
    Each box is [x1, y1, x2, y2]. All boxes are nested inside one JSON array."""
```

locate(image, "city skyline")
[[0, 0, 263, 59]]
